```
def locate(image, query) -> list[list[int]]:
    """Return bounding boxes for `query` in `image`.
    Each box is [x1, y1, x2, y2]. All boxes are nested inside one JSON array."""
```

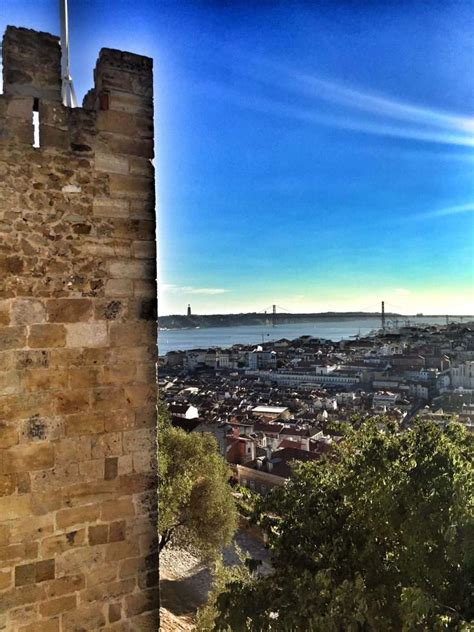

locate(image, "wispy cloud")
[[294, 73, 474, 135], [162, 284, 229, 295], [413, 202, 474, 220], [201, 52, 474, 148]]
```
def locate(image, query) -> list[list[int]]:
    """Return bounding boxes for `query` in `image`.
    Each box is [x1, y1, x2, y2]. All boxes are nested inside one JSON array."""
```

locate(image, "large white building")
[[246, 368, 360, 387], [248, 347, 277, 370], [451, 361, 474, 390]]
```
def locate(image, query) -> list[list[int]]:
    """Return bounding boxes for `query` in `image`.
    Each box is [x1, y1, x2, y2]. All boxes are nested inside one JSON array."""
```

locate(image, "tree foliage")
[[158, 404, 237, 558], [207, 420, 474, 630]]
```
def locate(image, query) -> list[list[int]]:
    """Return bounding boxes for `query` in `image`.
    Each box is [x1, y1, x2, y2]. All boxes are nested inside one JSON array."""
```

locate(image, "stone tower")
[[0, 27, 158, 630]]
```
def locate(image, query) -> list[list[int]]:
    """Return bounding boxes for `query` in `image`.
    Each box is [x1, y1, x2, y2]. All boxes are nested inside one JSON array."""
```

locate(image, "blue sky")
[[2, 1, 473, 315]]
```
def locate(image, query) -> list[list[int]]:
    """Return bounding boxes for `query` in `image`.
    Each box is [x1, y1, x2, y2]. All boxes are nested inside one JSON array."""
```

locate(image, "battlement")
[[2, 26, 62, 101], [0, 27, 154, 155], [0, 25, 158, 631]]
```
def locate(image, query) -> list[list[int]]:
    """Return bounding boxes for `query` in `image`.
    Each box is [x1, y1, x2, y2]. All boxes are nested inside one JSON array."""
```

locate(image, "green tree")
[[158, 405, 237, 558], [207, 420, 474, 630]]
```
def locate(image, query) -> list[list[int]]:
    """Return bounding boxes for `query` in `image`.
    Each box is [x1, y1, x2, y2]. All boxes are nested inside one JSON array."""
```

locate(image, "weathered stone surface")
[[0, 25, 157, 628], [28, 324, 66, 349], [65, 322, 108, 348], [46, 298, 93, 323], [11, 299, 46, 326]]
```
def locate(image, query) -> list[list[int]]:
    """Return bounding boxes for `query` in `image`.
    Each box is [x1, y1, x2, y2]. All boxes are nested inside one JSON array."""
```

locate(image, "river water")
[[158, 316, 454, 355]]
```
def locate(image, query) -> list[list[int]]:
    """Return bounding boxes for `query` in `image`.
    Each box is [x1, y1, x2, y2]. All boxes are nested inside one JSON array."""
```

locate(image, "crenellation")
[[1, 23, 158, 631], [2, 28, 62, 102]]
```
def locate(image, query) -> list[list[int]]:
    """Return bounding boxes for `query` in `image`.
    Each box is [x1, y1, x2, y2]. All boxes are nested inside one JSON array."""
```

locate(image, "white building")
[[451, 362, 474, 390], [248, 347, 277, 370], [246, 369, 360, 387]]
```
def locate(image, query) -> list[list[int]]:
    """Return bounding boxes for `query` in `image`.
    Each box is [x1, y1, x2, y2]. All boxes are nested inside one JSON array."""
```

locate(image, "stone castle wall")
[[0, 27, 158, 630]]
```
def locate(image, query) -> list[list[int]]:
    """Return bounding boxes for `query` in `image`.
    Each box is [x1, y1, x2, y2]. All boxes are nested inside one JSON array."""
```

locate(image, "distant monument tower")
[[187, 303, 192, 317]]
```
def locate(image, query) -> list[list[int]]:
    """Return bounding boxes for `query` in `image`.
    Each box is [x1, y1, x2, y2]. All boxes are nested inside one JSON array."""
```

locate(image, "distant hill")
[[158, 311, 400, 330]]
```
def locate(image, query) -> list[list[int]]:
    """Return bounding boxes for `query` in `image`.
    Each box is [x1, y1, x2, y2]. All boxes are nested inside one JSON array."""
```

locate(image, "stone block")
[[19, 415, 62, 443], [104, 457, 119, 481], [36, 559, 56, 582], [118, 557, 140, 580], [107, 259, 155, 280], [0, 423, 19, 448], [0, 351, 15, 373], [3, 442, 54, 473], [6, 96, 34, 120], [46, 298, 93, 323], [124, 384, 156, 408], [65, 412, 104, 436], [131, 240, 156, 259], [104, 278, 134, 297], [95, 152, 129, 174], [104, 541, 139, 562], [29, 464, 80, 493], [91, 432, 122, 458], [15, 559, 54, 587], [31, 492, 62, 516], [102, 364, 136, 385], [88, 524, 108, 546], [129, 156, 153, 177], [55, 546, 104, 577], [109, 322, 153, 347], [39, 594, 77, 617], [118, 473, 156, 495], [56, 504, 101, 530], [109, 602, 122, 623], [94, 299, 127, 322], [18, 619, 60, 632], [109, 520, 126, 543], [1, 583, 47, 612], [65, 322, 108, 348], [83, 561, 118, 587], [0, 568, 12, 590], [93, 197, 130, 218], [101, 497, 135, 522], [40, 529, 86, 556], [123, 428, 155, 454], [98, 132, 154, 159], [0, 300, 11, 326], [90, 387, 126, 412], [125, 588, 158, 617], [68, 366, 102, 389], [28, 324, 66, 348], [108, 174, 153, 200], [16, 350, 49, 369], [55, 436, 92, 465], [0, 474, 16, 496], [23, 368, 68, 391], [0, 525, 10, 547], [55, 390, 90, 415], [9, 514, 54, 544], [11, 299, 46, 326], [133, 279, 157, 298], [128, 609, 159, 630], [79, 458, 105, 481], [0, 326, 27, 350], [45, 574, 85, 598]]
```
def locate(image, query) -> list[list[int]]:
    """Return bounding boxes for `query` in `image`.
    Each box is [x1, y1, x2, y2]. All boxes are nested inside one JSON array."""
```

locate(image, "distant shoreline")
[[158, 312, 473, 331]]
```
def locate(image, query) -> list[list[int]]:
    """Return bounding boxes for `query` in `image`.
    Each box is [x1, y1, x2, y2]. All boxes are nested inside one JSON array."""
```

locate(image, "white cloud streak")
[[162, 284, 229, 295], [294, 73, 474, 135], [202, 51, 474, 147], [413, 203, 474, 220]]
